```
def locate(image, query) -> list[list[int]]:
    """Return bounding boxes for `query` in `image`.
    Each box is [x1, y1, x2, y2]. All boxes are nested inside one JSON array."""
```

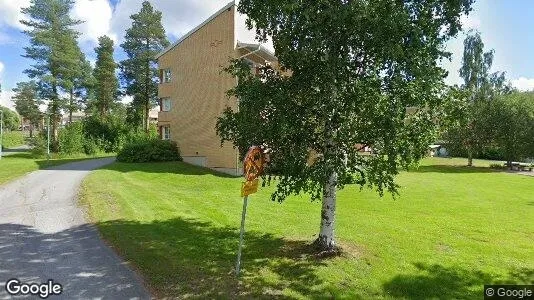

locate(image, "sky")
[[1, 0, 534, 109]]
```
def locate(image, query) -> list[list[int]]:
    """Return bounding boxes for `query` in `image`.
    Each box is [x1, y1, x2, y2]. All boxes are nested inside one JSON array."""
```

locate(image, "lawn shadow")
[[97, 161, 238, 178], [409, 165, 496, 174], [383, 262, 534, 299], [95, 217, 330, 298]]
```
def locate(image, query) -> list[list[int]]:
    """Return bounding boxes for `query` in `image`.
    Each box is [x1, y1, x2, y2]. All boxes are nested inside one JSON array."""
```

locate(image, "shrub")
[[117, 139, 182, 163], [29, 132, 47, 157], [58, 122, 85, 155], [83, 138, 100, 155], [83, 116, 126, 153], [489, 163, 506, 170]]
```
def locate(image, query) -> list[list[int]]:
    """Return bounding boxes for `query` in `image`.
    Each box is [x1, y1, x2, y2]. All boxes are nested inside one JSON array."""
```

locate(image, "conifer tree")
[[120, 1, 169, 133]]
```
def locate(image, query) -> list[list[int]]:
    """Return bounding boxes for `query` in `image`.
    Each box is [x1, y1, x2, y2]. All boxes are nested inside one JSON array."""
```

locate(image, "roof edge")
[[155, 0, 235, 59], [237, 41, 277, 61]]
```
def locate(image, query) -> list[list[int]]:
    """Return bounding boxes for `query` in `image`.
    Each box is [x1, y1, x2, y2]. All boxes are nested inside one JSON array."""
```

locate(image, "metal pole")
[[47, 114, 50, 163], [235, 195, 249, 276], [0, 110, 3, 160]]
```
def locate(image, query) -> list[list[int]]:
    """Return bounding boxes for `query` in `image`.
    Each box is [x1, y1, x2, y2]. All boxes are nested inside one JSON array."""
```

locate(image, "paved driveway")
[[1, 145, 31, 156], [0, 158, 150, 299]]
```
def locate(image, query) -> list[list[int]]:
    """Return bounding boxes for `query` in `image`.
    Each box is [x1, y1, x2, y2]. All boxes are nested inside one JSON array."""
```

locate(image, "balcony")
[[158, 111, 171, 124]]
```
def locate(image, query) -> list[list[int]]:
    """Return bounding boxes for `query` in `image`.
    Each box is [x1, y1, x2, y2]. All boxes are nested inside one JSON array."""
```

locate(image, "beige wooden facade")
[[156, 2, 276, 175]]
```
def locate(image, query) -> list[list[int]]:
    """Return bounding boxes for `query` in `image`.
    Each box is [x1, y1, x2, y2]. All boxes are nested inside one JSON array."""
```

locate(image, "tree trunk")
[[315, 171, 338, 251], [145, 102, 150, 133], [29, 124, 33, 138], [51, 83, 59, 142], [145, 37, 151, 134], [69, 88, 74, 124], [467, 147, 473, 167]]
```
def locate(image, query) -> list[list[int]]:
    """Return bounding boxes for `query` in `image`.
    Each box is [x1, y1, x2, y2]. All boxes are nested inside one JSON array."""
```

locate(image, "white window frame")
[[162, 98, 171, 112], [163, 69, 172, 83], [162, 126, 171, 140]]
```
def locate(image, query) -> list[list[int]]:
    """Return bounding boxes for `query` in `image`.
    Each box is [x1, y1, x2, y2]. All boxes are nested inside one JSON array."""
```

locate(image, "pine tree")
[[12, 81, 43, 137], [120, 1, 169, 133], [92, 35, 118, 118], [61, 40, 93, 124], [21, 0, 82, 143]]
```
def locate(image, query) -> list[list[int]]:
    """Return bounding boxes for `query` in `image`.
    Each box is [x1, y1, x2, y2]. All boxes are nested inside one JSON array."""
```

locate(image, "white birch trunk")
[[317, 170, 337, 251]]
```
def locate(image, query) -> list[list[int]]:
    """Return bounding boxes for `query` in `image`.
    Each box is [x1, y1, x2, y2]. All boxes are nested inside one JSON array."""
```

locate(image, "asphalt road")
[[1, 145, 31, 156], [0, 158, 150, 299]]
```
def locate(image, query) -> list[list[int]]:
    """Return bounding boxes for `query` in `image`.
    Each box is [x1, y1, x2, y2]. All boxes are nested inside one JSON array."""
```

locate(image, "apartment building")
[[156, 1, 277, 175]]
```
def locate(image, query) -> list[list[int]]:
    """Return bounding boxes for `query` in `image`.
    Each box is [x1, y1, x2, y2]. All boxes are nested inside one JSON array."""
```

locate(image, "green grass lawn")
[[0, 152, 115, 185], [1, 131, 26, 148], [80, 157, 534, 299]]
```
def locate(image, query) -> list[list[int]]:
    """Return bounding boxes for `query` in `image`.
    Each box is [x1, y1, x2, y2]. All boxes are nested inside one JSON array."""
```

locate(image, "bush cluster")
[[117, 139, 182, 163], [58, 122, 85, 154], [30, 116, 169, 159]]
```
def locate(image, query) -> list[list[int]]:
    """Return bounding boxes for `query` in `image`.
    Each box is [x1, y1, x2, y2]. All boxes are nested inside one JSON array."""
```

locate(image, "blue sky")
[[1, 0, 534, 108]]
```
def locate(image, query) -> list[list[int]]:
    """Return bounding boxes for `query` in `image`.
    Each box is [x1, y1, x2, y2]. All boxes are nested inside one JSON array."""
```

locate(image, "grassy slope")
[[1, 131, 26, 148], [0, 152, 115, 185], [80, 157, 534, 299]]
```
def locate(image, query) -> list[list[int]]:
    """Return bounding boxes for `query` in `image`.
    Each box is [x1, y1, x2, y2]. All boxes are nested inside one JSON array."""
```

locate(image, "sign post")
[[47, 114, 50, 164], [235, 146, 265, 276], [235, 195, 248, 275]]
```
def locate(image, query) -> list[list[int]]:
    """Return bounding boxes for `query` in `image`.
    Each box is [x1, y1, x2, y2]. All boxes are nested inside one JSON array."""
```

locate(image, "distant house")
[[149, 108, 159, 124], [61, 111, 85, 125], [155, 1, 277, 175]]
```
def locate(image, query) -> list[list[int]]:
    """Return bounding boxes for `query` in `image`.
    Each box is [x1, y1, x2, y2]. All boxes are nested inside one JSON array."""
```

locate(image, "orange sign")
[[243, 146, 265, 182], [240, 146, 265, 196]]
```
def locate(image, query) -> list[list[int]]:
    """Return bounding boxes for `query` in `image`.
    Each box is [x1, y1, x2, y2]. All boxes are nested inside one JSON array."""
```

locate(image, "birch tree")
[[217, 0, 474, 251]]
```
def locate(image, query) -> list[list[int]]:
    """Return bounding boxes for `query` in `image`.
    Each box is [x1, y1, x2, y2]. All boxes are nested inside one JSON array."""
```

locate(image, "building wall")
[[158, 5, 239, 171]]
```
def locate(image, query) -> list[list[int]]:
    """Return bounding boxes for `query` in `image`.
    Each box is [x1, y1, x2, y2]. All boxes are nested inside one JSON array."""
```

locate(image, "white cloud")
[[0, 0, 30, 46], [460, 14, 481, 31], [0, 91, 15, 110], [0, 0, 30, 29], [120, 95, 133, 104], [72, 0, 116, 44], [0, 60, 5, 93], [511, 77, 534, 91]]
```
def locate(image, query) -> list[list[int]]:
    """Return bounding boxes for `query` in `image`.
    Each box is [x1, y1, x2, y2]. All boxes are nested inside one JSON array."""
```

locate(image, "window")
[[162, 126, 171, 140], [161, 98, 171, 112], [164, 69, 172, 83], [159, 69, 172, 83]]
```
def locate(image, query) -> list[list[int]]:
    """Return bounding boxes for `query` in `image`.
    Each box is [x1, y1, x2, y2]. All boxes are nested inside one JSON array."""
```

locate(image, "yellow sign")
[[241, 179, 259, 197]]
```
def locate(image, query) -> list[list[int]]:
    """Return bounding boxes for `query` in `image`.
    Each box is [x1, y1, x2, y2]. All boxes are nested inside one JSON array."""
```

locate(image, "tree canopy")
[[120, 0, 169, 132], [217, 0, 475, 250], [0, 106, 20, 131], [444, 31, 513, 164], [21, 0, 82, 142], [92, 35, 119, 118], [12, 81, 43, 136]]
